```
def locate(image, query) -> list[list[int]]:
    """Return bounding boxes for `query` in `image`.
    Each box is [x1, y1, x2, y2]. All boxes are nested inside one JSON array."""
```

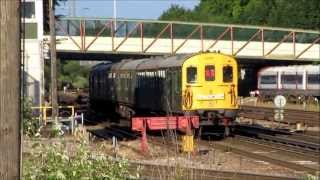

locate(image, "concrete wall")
[[23, 39, 44, 106], [23, 0, 44, 106]]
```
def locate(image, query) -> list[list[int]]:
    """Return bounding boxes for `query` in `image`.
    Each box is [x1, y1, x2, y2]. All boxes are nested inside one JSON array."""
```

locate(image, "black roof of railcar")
[[117, 54, 191, 71], [110, 59, 133, 71], [90, 62, 112, 74], [91, 52, 229, 72], [118, 58, 149, 70]]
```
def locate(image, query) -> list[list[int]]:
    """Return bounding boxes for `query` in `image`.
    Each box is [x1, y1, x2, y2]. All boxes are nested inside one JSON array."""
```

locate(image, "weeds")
[[23, 142, 138, 180], [22, 98, 41, 137]]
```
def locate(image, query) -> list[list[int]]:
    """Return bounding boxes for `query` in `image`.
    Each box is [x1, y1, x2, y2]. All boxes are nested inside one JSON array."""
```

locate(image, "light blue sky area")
[[56, 0, 200, 19]]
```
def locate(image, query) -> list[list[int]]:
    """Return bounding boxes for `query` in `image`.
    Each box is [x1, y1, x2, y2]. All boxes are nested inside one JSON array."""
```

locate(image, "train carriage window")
[[281, 74, 303, 84], [223, 65, 233, 82], [260, 75, 277, 84], [205, 65, 215, 81], [187, 67, 197, 83], [307, 74, 320, 84]]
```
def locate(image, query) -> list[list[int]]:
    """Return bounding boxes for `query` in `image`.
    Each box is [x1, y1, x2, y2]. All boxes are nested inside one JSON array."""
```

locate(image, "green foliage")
[[159, 5, 194, 22], [59, 61, 90, 89], [23, 143, 138, 179], [159, 0, 320, 30], [299, 174, 318, 180], [43, 60, 89, 97], [312, 61, 320, 65], [22, 98, 40, 137]]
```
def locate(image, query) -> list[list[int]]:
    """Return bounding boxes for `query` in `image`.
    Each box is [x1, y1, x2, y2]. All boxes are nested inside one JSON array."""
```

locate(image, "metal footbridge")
[[54, 17, 320, 61]]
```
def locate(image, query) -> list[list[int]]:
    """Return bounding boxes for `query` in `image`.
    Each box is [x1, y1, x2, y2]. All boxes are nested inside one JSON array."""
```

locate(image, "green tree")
[[159, 0, 320, 30], [239, 0, 274, 25], [159, 5, 194, 21], [268, 0, 320, 30], [59, 61, 90, 89]]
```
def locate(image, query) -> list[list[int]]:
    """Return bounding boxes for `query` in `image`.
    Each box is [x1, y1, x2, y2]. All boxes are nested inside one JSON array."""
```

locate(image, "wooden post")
[[50, 0, 58, 121], [0, 0, 21, 179]]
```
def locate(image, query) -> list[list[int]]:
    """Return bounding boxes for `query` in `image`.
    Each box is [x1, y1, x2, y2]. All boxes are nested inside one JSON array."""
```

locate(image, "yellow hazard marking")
[[182, 135, 194, 152], [183, 87, 193, 109]]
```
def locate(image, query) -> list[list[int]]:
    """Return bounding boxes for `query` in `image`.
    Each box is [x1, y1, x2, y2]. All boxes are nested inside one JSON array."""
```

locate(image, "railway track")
[[87, 124, 318, 177], [233, 135, 319, 161], [238, 105, 320, 127], [87, 125, 138, 141], [206, 140, 319, 175], [204, 124, 320, 175], [127, 161, 298, 180], [234, 124, 320, 151], [87, 125, 182, 155]]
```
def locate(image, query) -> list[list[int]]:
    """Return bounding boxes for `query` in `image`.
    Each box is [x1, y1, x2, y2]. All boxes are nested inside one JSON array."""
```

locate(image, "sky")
[[56, 0, 200, 19]]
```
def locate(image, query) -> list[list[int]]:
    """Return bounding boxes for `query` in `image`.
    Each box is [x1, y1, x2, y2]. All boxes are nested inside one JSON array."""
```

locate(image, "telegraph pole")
[[0, 0, 21, 179], [50, 0, 58, 122]]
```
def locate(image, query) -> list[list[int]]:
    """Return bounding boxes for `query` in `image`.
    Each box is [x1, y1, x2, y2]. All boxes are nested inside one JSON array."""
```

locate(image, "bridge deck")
[[53, 18, 320, 61]]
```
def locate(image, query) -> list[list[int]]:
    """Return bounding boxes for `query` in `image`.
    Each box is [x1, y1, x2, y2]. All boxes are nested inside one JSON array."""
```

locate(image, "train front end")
[[181, 53, 238, 131]]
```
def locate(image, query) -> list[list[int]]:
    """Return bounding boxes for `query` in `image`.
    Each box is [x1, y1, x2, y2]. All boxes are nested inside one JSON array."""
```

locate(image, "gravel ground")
[[23, 138, 307, 179], [23, 121, 315, 179], [83, 135, 310, 178]]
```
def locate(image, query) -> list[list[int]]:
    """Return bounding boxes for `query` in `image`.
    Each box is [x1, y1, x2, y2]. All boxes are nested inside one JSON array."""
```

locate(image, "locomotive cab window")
[[187, 67, 197, 83], [223, 65, 233, 82], [205, 65, 215, 81]]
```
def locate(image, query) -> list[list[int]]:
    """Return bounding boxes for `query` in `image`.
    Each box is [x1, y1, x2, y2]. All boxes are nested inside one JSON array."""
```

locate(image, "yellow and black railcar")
[[90, 52, 238, 126]]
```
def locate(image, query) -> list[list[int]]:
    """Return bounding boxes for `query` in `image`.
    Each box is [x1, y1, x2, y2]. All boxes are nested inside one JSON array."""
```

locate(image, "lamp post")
[[69, 0, 76, 17], [113, 0, 117, 31]]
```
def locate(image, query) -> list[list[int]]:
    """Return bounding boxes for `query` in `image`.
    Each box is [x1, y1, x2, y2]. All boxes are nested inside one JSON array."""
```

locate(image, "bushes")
[[23, 142, 138, 179], [59, 61, 90, 90], [22, 98, 40, 137]]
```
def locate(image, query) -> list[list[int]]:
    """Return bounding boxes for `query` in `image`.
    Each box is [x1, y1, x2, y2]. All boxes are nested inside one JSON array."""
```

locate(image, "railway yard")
[[2, 1, 320, 179], [23, 54, 320, 179], [24, 96, 320, 179]]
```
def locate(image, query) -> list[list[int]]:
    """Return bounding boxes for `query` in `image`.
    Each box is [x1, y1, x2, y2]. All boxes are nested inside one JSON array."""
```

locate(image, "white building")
[[22, 0, 44, 106]]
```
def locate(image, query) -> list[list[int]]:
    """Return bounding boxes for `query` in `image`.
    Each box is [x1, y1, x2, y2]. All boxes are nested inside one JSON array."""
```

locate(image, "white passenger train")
[[256, 65, 320, 102]]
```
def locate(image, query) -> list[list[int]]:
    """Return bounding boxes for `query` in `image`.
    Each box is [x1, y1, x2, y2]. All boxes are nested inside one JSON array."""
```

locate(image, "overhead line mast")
[[50, 0, 58, 123]]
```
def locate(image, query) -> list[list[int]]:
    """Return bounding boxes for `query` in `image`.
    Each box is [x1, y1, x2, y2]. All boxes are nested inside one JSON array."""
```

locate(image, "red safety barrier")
[[132, 116, 199, 153]]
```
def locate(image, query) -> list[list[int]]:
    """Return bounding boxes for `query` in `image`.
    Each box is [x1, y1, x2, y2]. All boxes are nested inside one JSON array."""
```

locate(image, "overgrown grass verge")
[[23, 141, 139, 179]]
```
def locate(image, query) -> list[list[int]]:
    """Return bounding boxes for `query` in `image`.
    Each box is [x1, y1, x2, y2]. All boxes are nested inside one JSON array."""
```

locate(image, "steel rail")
[[234, 135, 319, 160], [234, 124, 320, 150], [256, 133, 320, 151], [239, 105, 320, 126], [206, 141, 319, 175], [127, 161, 299, 180]]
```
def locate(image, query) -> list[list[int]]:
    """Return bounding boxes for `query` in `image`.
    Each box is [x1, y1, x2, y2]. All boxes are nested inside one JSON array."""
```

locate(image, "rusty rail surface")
[[238, 105, 320, 126], [127, 161, 299, 180], [234, 124, 320, 151], [205, 140, 319, 176]]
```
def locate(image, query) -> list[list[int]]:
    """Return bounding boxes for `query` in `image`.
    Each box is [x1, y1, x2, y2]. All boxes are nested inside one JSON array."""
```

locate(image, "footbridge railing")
[[54, 17, 320, 61]]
